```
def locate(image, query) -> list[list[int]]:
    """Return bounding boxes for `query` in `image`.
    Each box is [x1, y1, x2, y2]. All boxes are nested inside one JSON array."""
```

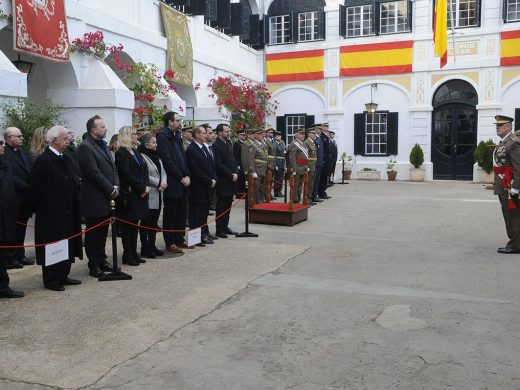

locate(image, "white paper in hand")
[[45, 239, 69, 266], [186, 228, 201, 246]]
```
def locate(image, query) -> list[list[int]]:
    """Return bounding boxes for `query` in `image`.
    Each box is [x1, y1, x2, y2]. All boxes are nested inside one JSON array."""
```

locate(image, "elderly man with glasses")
[[2, 127, 34, 269]]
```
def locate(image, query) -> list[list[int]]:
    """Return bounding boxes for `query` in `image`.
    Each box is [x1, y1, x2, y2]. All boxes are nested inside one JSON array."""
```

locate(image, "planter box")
[[410, 168, 425, 182], [477, 167, 493, 184], [357, 170, 381, 181]]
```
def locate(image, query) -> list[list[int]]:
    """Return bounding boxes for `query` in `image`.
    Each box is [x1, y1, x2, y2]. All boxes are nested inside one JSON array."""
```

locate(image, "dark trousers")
[[163, 197, 187, 246], [189, 200, 208, 234], [84, 216, 110, 269], [499, 194, 520, 249], [0, 247, 10, 292], [216, 195, 233, 232], [42, 260, 72, 287], [6, 214, 29, 262], [121, 221, 139, 262], [274, 168, 285, 194], [140, 208, 161, 251], [318, 162, 330, 197], [236, 171, 246, 196], [312, 166, 322, 200]]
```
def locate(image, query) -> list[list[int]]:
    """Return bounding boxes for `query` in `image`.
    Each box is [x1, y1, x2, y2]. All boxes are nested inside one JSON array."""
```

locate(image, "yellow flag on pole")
[[434, 0, 448, 68]]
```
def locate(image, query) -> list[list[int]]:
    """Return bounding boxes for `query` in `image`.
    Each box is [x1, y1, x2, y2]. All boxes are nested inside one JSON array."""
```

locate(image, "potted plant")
[[386, 158, 397, 181], [340, 153, 355, 180], [357, 167, 381, 181], [409, 143, 425, 182], [473, 139, 495, 183]]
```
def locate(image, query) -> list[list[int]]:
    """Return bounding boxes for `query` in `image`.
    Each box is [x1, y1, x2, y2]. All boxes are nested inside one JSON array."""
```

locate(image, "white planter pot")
[[477, 167, 494, 184], [357, 170, 381, 181], [410, 168, 425, 182]]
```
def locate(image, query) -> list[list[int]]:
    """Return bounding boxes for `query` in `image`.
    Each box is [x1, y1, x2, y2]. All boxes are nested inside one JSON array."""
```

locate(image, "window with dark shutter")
[[230, 3, 242, 36], [353, 111, 398, 156], [339, 4, 347, 37], [354, 113, 365, 155], [515, 108, 520, 128], [276, 116, 287, 141], [216, 0, 231, 29], [386, 112, 398, 155]]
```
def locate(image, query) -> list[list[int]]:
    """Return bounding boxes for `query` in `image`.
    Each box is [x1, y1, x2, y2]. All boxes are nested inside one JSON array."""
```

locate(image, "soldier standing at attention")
[[493, 115, 520, 254], [247, 129, 268, 204], [263, 126, 277, 199], [304, 128, 318, 206], [288, 129, 309, 203]]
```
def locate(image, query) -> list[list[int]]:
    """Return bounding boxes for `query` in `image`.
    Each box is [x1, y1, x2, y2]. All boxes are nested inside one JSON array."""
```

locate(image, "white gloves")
[[252, 172, 258, 179], [511, 188, 519, 195]]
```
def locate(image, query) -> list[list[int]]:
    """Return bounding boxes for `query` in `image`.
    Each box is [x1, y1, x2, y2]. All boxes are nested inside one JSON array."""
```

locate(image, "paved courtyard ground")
[[1, 180, 519, 390]]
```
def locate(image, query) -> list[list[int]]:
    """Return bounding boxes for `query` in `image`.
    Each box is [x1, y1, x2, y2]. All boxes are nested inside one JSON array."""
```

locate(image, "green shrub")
[[1, 99, 65, 150], [409, 143, 424, 168], [473, 139, 494, 174]]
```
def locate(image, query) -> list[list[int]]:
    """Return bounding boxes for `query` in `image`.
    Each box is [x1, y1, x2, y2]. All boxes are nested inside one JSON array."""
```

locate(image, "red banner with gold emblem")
[[13, 0, 70, 61]]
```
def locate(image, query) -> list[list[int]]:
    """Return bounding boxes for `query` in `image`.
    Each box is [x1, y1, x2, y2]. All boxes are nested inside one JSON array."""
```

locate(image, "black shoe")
[[61, 278, 81, 286], [311, 202, 317, 206], [122, 256, 140, 266], [151, 247, 164, 256], [201, 236, 214, 244], [99, 261, 113, 272], [18, 257, 35, 265], [216, 231, 228, 239], [0, 288, 24, 298], [274, 192, 283, 197], [45, 283, 65, 292], [195, 242, 206, 247], [318, 196, 330, 200], [313, 198, 324, 203], [6, 261, 23, 269], [206, 232, 218, 240], [224, 227, 238, 235], [497, 247, 520, 254], [136, 256, 146, 264], [89, 267, 104, 278], [141, 249, 156, 259]]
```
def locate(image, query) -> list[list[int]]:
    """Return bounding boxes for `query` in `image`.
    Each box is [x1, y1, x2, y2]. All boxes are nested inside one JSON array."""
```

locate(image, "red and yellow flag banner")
[[339, 41, 413, 76], [501, 30, 520, 66], [434, 0, 448, 68], [13, 0, 70, 61], [266, 49, 324, 82]]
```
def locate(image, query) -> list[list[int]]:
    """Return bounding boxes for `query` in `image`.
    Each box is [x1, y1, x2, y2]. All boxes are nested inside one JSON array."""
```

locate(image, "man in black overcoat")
[[329, 130, 338, 186], [233, 131, 247, 196], [3, 127, 34, 268], [213, 124, 239, 238], [0, 135, 24, 298], [156, 111, 191, 253], [318, 123, 332, 199], [29, 126, 83, 291], [186, 126, 216, 246], [76, 115, 120, 277]]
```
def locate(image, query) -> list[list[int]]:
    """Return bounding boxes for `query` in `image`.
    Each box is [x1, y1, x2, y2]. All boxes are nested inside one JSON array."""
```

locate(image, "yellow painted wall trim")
[[342, 76, 411, 96], [431, 71, 479, 87], [268, 81, 326, 96], [502, 68, 520, 87]]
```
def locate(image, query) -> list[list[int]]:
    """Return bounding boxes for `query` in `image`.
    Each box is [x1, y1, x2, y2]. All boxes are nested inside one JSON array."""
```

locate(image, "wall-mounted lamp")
[[12, 53, 34, 79], [365, 83, 378, 113]]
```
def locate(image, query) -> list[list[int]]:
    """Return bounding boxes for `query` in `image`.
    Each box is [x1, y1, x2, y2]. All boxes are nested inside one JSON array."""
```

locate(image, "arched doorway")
[[431, 80, 478, 180]]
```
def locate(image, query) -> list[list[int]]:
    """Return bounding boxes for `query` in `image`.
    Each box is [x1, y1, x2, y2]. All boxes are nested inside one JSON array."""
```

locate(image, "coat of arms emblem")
[[26, 0, 55, 21]]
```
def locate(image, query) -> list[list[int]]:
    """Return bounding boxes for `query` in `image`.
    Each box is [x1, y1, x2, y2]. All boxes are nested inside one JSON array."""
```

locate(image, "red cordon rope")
[[0, 218, 111, 249], [116, 193, 246, 232], [2, 193, 247, 249]]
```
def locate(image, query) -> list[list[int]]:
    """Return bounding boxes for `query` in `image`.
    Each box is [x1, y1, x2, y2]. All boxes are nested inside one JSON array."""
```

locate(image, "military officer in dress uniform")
[[493, 115, 520, 254], [263, 126, 277, 199], [182, 126, 193, 152], [304, 128, 318, 206], [243, 129, 268, 204], [288, 129, 309, 203], [273, 131, 286, 197]]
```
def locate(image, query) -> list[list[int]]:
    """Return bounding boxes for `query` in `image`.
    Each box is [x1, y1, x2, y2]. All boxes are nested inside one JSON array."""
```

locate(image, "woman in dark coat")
[[114, 126, 150, 266], [0, 137, 24, 298], [29, 126, 83, 291]]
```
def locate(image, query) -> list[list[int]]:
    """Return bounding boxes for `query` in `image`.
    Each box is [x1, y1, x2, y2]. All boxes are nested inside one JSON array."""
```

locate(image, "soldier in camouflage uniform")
[[493, 115, 520, 254], [273, 131, 286, 197], [243, 129, 268, 204], [263, 127, 277, 199], [288, 129, 309, 203]]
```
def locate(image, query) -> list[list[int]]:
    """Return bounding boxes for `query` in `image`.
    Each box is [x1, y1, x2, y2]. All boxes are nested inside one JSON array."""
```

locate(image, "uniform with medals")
[[288, 129, 309, 203]]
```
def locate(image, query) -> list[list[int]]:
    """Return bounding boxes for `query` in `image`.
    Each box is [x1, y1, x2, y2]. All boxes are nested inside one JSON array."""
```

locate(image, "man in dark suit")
[[0, 134, 24, 298], [329, 130, 338, 186], [213, 124, 239, 238], [29, 126, 83, 291], [312, 125, 324, 203], [186, 126, 216, 246], [3, 127, 34, 268], [318, 123, 332, 199], [233, 130, 247, 196], [76, 115, 120, 277], [156, 111, 191, 253]]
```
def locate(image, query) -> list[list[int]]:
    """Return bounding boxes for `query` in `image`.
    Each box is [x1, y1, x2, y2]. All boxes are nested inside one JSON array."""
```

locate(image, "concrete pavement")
[[1, 180, 519, 389]]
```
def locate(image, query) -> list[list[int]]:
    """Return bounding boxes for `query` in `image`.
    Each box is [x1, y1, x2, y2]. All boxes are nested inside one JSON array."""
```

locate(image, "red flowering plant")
[[69, 31, 123, 59], [207, 74, 277, 132], [0, 0, 10, 22]]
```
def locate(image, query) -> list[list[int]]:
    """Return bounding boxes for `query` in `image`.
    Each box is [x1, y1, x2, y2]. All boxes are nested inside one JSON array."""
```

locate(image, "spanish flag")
[[501, 30, 520, 66], [339, 41, 413, 76], [266, 49, 324, 82], [434, 0, 448, 68]]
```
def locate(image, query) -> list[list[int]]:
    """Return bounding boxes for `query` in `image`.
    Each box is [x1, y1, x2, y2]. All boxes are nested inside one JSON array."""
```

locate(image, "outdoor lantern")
[[365, 83, 378, 113], [12, 54, 34, 79]]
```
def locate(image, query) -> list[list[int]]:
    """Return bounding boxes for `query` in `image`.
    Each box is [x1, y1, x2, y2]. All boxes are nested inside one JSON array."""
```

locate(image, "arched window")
[[432, 79, 478, 107]]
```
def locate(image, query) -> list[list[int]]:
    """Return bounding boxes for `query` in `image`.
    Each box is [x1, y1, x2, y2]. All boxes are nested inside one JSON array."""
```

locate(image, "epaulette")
[[512, 131, 520, 143]]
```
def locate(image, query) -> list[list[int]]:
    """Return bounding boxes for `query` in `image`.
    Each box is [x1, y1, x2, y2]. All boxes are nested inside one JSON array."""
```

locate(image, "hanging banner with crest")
[[160, 3, 193, 86], [12, 0, 70, 61]]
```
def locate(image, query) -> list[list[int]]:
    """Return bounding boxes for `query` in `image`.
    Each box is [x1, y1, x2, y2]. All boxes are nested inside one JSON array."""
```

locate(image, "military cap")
[[495, 115, 514, 125], [237, 129, 247, 135], [254, 128, 267, 134], [199, 123, 211, 129], [181, 126, 193, 132], [275, 130, 282, 135], [320, 122, 330, 126], [329, 130, 335, 135], [294, 128, 305, 134], [306, 129, 316, 135]]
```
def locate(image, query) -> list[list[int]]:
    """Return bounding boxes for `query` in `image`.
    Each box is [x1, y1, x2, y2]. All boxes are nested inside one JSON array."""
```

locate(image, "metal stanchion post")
[[98, 200, 132, 281], [284, 177, 288, 203], [236, 181, 258, 238], [338, 159, 348, 185]]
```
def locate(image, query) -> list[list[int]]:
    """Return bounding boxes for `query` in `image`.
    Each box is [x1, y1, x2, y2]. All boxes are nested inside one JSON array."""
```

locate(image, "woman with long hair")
[[138, 133, 167, 258], [29, 127, 48, 161], [114, 126, 150, 266]]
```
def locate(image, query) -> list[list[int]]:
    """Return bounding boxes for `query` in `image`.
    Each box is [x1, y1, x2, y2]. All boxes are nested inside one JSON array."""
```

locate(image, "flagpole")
[[448, 0, 456, 63]]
